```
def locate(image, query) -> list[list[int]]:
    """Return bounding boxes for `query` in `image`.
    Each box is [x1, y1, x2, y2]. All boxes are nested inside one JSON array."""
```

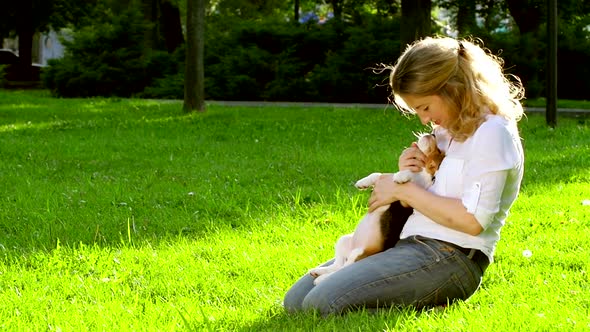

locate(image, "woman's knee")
[[283, 288, 304, 313], [284, 279, 342, 315], [283, 273, 317, 313], [301, 289, 337, 316]]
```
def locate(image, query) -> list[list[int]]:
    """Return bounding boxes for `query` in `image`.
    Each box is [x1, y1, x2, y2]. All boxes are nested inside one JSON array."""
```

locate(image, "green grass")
[[524, 97, 590, 109], [0, 90, 589, 331]]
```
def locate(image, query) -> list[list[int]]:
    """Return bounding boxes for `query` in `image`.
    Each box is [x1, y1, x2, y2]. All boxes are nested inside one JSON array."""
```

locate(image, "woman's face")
[[399, 94, 451, 128]]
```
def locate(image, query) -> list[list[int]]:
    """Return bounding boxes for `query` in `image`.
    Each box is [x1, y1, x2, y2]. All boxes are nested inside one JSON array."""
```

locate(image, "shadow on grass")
[[237, 305, 434, 332], [0, 94, 414, 255], [1, 94, 588, 255]]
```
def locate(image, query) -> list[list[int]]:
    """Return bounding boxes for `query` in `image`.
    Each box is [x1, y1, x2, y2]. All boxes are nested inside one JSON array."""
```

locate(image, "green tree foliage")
[[42, 6, 172, 97], [400, 0, 431, 48], [159, 14, 401, 102], [551, 0, 590, 99], [479, 0, 590, 99], [0, 0, 99, 80], [209, 0, 291, 19], [37, 0, 590, 100], [433, 0, 590, 99]]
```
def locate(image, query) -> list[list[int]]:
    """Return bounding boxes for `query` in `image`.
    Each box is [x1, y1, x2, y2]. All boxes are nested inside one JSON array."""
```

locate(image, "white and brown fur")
[[309, 134, 445, 284]]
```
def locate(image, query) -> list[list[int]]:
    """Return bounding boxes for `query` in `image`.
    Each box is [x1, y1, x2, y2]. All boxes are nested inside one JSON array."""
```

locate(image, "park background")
[[0, 1, 589, 331], [1, 0, 590, 104]]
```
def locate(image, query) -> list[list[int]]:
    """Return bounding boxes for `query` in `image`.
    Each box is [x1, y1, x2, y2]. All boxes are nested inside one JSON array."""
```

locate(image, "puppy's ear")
[[426, 160, 438, 176], [423, 137, 439, 157], [428, 135, 439, 154], [432, 150, 445, 168], [425, 148, 445, 175]]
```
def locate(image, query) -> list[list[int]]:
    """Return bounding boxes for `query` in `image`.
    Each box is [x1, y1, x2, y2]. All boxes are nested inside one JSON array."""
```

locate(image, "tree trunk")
[[160, 0, 184, 52], [456, 0, 476, 37], [183, 0, 206, 113], [546, 0, 557, 127], [400, 0, 431, 50], [294, 0, 300, 23], [505, 0, 543, 101], [141, 0, 159, 52], [505, 0, 543, 35], [16, 0, 34, 81], [331, 0, 342, 21]]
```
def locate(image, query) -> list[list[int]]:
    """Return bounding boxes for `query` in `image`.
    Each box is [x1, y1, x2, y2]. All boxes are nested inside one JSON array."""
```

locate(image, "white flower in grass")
[[188, 192, 195, 196], [582, 199, 590, 206], [522, 249, 533, 258]]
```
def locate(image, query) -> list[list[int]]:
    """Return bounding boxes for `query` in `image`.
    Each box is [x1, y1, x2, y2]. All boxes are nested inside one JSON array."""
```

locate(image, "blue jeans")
[[283, 235, 486, 315]]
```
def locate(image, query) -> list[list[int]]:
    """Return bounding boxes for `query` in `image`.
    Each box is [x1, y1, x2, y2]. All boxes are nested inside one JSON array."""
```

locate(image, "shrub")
[[140, 47, 186, 99], [43, 7, 154, 97], [304, 17, 401, 102], [201, 15, 401, 103], [553, 17, 590, 100], [0, 65, 6, 87], [44, 8, 590, 102]]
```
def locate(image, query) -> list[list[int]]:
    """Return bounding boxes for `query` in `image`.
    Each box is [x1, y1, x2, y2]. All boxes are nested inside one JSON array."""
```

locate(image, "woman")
[[283, 36, 525, 315]]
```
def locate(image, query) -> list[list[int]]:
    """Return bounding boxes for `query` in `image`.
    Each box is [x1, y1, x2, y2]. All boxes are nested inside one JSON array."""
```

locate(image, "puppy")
[[309, 134, 444, 284]]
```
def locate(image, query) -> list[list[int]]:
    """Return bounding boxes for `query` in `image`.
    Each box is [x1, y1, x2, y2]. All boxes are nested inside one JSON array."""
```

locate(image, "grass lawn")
[[524, 98, 590, 109], [0, 90, 589, 331]]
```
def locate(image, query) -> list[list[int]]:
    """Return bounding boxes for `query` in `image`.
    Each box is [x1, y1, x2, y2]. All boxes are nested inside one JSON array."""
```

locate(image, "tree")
[[325, 0, 400, 22], [1, 0, 50, 81], [505, 0, 543, 34], [0, 0, 182, 82], [139, 0, 184, 53], [160, 0, 184, 52], [437, 0, 477, 36], [331, 0, 343, 21], [210, 0, 289, 19], [16, 1, 34, 81], [400, 0, 431, 49], [546, 0, 557, 127], [456, 1, 476, 36], [183, 0, 206, 112], [0, 0, 99, 81], [141, 0, 158, 52]]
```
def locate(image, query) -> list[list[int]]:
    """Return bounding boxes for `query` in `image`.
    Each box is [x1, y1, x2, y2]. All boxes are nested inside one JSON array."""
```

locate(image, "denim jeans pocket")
[[412, 236, 444, 262], [415, 273, 469, 308]]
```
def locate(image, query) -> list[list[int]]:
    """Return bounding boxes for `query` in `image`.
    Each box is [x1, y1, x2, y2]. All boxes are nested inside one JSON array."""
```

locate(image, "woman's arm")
[[368, 175, 483, 236]]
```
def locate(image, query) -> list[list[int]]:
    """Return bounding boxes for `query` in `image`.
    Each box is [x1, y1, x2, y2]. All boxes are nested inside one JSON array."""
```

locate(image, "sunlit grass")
[[0, 90, 588, 331], [524, 97, 590, 109]]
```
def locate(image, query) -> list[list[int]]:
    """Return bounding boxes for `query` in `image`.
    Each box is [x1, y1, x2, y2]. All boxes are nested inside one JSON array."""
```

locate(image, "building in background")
[[2, 29, 65, 66]]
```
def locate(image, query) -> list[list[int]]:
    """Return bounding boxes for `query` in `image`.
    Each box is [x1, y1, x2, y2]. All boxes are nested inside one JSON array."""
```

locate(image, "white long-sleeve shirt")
[[400, 114, 525, 262]]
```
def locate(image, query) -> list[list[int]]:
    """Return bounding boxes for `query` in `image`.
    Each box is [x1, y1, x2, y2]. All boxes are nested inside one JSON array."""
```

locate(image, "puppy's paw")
[[313, 273, 332, 285], [354, 179, 371, 190], [309, 269, 318, 278], [393, 170, 413, 184], [355, 173, 382, 190], [308, 267, 325, 278]]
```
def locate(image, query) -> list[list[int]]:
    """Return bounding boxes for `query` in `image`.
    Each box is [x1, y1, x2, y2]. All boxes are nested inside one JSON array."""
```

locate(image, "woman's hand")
[[368, 174, 403, 212], [398, 142, 426, 173], [369, 175, 484, 236]]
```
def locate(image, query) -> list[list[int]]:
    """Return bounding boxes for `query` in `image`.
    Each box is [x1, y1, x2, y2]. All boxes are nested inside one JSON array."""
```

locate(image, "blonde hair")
[[386, 36, 525, 142]]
